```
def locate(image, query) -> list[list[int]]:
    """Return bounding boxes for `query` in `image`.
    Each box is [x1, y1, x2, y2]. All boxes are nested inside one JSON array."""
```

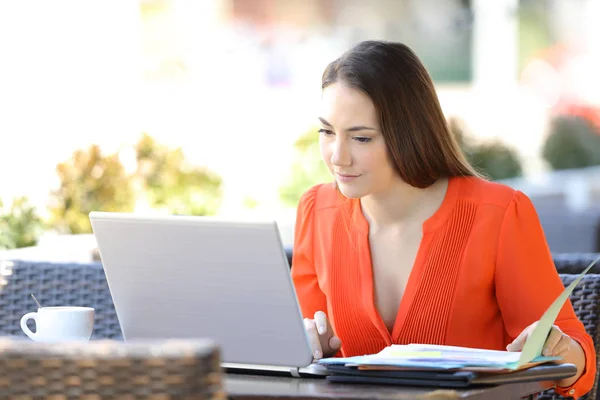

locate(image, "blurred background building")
[[1, 0, 599, 260]]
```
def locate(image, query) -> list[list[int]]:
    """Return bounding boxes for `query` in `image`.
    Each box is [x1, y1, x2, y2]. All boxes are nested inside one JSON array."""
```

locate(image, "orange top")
[[291, 176, 596, 398]]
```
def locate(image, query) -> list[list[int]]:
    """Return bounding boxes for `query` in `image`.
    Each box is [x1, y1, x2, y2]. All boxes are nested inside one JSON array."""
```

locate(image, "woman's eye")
[[354, 137, 372, 143], [318, 129, 333, 136]]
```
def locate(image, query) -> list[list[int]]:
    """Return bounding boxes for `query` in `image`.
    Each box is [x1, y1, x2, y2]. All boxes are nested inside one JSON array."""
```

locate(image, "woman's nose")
[[331, 138, 351, 167]]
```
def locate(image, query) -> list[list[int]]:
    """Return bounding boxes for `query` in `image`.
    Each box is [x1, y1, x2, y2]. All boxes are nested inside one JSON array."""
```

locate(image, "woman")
[[291, 40, 595, 398]]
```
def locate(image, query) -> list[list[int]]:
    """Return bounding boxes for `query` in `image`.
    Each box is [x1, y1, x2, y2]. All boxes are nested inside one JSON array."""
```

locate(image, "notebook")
[[323, 363, 577, 388]]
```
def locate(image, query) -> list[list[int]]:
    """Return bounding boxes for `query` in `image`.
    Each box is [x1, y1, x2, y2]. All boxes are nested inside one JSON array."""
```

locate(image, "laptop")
[[89, 211, 328, 377]]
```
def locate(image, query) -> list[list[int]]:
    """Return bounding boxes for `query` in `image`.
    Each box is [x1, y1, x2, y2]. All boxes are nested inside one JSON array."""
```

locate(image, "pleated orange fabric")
[[291, 176, 595, 398]]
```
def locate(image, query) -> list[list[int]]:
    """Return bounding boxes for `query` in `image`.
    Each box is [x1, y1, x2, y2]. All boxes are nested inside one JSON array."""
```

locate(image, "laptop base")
[[223, 362, 329, 378]]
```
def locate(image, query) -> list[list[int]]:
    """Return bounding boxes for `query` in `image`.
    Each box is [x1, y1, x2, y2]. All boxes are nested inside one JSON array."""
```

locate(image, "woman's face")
[[318, 82, 397, 199]]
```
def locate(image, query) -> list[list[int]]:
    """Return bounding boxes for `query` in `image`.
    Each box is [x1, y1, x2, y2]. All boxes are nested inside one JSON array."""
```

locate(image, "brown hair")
[[322, 40, 481, 188]]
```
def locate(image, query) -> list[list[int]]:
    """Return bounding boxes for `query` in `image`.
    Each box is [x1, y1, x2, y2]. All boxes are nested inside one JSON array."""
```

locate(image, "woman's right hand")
[[303, 310, 342, 360]]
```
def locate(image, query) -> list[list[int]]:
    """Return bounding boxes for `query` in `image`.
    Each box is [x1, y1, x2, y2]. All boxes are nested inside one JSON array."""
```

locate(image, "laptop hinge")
[[289, 367, 301, 378]]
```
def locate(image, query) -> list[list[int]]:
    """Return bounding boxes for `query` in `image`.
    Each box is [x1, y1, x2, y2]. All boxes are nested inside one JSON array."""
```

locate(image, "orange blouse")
[[291, 176, 596, 398]]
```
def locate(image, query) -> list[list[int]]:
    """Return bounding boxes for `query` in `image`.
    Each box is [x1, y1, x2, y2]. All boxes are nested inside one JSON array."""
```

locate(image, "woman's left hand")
[[506, 322, 571, 358]]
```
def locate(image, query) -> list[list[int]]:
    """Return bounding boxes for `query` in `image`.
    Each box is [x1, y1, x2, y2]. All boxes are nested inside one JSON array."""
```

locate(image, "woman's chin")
[[336, 183, 365, 199]]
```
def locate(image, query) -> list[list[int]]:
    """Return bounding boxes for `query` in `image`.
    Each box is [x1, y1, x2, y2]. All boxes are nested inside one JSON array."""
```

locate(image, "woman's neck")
[[360, 177, 449, 230]]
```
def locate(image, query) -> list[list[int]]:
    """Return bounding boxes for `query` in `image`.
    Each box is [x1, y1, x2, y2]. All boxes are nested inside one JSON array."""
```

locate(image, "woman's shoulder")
[[455, 175, 528, 211]]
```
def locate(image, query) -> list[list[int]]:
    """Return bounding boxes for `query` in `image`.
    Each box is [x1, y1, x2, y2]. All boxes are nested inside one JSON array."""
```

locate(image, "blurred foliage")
[[279, 127, 331, 207], [518, 0, 553, 73], [0, 197, 44, 249], [49, 134, 224, 234], [49, 144, 135, 234], [449, 118, 523, 181], [542, 115, 600, 170], [135, 133, 222, 216], [242, 196, 259, 210]]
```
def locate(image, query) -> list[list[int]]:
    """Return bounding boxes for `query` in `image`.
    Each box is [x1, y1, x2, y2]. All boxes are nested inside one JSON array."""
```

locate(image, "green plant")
[[279, 127, 331, 207], [464, 143, 523, 181], [49, 144, 135, 234], [0, 197, 44, 249], [450, 118, 523, 180], [542, 115, 600, 170], [48, 134, 224, 234], [135, 133, 222, 216]]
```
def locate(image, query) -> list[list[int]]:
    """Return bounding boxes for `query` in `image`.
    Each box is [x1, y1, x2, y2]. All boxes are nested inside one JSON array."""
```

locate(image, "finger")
[[550, 335, 571, 358], [303, 318, 323, 359], [329, 336, 342, 351], [507, 327, 531, 352], [542, 327, 563, 356], [555, 345, 570, 359], [508, 322, 539, 351], [313, 311, 328, 335]]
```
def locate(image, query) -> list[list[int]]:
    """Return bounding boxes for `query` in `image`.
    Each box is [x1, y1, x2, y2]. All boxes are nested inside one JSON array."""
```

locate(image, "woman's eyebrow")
[[318, 117, 332, 126], [318, 117, 376, 132], [346, 125, 376, 132]]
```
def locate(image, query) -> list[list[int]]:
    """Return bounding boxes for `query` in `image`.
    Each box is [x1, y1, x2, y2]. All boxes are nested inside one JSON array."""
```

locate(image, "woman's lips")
[[335, 172, 361, 183]]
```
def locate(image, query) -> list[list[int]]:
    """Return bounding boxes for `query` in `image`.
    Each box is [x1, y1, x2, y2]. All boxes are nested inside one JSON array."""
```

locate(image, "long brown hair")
[[322, 40, 481, 188]]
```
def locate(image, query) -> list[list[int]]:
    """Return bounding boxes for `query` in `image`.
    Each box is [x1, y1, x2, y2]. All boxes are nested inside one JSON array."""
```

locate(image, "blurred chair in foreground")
[[0, 338, 225, 399]]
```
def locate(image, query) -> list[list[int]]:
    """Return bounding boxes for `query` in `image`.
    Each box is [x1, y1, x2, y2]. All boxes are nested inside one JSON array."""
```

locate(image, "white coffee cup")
[[20, 306, 95, 343]]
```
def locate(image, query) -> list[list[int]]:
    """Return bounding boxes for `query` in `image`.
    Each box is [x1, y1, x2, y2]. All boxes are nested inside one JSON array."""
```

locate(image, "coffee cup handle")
[[20, 312, 38, 340]]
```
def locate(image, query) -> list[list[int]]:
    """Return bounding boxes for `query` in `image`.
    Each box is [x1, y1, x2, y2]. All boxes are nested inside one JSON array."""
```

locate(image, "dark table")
[[224, 374, 553, 400]]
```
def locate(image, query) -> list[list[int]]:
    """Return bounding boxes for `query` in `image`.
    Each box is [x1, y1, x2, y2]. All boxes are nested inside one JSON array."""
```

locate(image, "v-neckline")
[[350, 177, 461, 344]]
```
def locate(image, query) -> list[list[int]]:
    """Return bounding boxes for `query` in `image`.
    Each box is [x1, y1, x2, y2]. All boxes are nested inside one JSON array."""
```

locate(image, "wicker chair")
[[0, 337, 225, 399], [537, 253, 600, 400], [0, 259, 122, 340]]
